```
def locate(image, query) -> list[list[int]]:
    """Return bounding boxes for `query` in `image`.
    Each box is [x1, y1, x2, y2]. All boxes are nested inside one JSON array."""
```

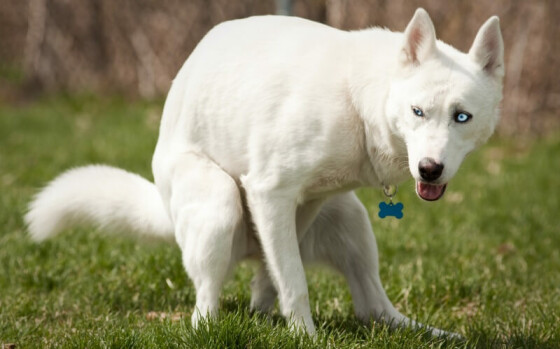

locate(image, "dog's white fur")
[[26, 9, 504, 336]]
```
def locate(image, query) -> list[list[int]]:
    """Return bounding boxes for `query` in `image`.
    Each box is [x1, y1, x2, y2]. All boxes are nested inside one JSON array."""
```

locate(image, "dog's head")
[[386, 8, 504, 201]]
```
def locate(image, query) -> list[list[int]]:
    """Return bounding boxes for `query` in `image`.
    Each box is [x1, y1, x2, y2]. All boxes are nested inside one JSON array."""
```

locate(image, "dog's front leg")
[[250, 198, 325, 315], [243, 183, 315, 335], [301, 192, 459, 338]]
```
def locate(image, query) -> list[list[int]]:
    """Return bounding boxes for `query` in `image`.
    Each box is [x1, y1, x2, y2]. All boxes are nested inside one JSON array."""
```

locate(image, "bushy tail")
[[25, 165, 174, 242]]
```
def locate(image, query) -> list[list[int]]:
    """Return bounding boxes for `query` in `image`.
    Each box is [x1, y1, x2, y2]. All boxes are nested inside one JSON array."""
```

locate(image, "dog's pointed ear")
[[469, 16, 504, 78], [401, 8, 437, 65]]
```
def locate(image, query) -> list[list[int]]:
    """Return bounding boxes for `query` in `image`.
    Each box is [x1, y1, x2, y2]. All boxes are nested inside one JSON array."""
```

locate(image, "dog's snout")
[[418, 157, 444, 182]]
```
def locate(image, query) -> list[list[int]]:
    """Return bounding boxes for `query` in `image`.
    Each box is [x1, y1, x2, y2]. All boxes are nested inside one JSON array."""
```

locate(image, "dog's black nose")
[[418, 157, 444, 182]]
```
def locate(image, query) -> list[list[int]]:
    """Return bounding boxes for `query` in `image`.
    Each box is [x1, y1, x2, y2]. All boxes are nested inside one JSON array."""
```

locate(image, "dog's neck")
[[361, 120, 409, 188], [346, 30, 411, 188]]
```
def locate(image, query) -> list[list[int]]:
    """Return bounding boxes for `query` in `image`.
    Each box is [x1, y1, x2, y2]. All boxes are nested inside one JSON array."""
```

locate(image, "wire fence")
[[1, 0, 558, 135]]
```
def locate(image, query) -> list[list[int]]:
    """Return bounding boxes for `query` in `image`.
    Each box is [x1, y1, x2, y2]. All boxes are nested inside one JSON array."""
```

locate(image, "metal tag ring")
[[383, 184, 398, 198]]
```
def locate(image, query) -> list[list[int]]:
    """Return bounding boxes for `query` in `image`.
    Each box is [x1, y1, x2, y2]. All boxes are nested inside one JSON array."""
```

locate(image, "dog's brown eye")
[[412, 106, 424, 117]]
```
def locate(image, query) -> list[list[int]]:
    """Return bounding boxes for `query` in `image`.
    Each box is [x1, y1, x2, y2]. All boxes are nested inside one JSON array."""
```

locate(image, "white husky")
[[26, 9, 504, 336]]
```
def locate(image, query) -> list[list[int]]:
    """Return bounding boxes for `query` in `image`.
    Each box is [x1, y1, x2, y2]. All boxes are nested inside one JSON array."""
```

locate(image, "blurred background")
[[1, 0, 558, 136]]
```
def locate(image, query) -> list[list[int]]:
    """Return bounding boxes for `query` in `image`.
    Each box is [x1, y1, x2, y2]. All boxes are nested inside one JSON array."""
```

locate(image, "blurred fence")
[[1, 0, 558, 135]]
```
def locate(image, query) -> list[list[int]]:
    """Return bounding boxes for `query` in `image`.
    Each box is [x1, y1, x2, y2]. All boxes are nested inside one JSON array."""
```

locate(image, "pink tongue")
[[417, 182, 447, 201]]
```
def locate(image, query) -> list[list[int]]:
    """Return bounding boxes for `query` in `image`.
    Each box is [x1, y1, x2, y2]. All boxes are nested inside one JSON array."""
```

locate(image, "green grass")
[[1, 96, 559, 348]]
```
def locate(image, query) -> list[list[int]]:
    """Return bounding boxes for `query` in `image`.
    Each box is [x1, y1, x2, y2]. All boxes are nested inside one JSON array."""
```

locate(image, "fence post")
[[275, 0, 292, 16]]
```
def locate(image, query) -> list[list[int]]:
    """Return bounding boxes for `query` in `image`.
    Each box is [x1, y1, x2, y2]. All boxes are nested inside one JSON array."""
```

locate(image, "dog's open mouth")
[[416, 182, 447, 201]]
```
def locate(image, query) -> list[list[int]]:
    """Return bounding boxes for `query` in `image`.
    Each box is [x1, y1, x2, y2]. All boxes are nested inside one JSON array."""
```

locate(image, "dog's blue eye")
[[454, 112, 472, 123], [412, 106, 424, 117]]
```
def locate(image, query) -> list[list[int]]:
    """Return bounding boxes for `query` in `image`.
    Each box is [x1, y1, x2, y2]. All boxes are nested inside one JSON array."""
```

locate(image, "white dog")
[[26, 8, 504, 337]]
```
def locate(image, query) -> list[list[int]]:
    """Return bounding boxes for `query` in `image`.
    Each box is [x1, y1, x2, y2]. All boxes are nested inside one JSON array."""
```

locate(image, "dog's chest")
[[302, 164, 362, 201]]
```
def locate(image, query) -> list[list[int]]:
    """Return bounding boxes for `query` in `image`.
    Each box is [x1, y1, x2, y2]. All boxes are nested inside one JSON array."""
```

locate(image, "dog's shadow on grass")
[[218, 298, 466, 346], [193, 298, 556, 348]]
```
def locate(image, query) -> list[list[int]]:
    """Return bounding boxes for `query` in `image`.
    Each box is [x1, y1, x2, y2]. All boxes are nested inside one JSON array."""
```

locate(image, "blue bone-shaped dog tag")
[[378, 202, 404, 219]]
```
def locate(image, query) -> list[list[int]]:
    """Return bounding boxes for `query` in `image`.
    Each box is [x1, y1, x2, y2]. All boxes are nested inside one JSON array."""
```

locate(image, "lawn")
[[1, 96, 559, 348]]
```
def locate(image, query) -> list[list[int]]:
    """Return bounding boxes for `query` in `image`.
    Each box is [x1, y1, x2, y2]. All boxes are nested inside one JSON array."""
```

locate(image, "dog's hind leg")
[[300, 191, 458, 338], [167, 152, 244, 328], [250, 263, 277, 313]]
